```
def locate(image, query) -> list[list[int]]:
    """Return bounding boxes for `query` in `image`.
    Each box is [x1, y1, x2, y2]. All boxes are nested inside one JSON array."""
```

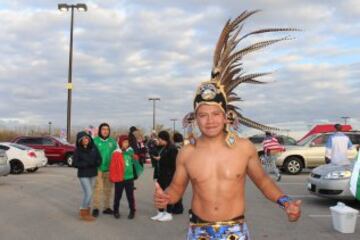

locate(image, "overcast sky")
[[0, 0, 359, 137]]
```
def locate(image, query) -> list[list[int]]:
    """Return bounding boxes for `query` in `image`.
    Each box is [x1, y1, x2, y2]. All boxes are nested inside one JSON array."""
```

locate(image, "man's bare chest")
[[185, 149, 248, 184]]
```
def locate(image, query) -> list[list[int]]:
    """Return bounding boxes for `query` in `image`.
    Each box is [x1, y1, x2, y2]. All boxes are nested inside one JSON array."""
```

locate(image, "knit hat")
[[118, 135, 129, 148]]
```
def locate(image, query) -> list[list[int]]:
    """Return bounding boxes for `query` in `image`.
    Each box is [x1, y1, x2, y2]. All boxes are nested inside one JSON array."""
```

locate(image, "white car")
[[0, 142, 48, 174], [0, 148, 10, 176]]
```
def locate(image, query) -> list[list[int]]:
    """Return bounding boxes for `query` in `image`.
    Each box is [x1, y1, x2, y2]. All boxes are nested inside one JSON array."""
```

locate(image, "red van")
[[12, 136, 75, 165]]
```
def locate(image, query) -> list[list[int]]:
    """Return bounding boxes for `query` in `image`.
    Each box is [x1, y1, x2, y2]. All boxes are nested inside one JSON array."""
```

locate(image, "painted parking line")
[[289, 195, 319, 198], [278, 182, 307, 185], [309, 214, 360, 218]]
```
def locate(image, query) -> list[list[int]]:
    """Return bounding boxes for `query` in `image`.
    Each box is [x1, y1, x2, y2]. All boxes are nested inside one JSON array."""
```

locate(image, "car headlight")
[[324, 170, 352, 180]]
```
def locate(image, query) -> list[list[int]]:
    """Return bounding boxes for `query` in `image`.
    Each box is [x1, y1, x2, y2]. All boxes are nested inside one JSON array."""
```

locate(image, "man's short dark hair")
[[265, 131, 272, 137], [129, 126, 137, 133], [173, 132, 184, 143], [158, 130, 171, 143], [334, 124, 342, 131]]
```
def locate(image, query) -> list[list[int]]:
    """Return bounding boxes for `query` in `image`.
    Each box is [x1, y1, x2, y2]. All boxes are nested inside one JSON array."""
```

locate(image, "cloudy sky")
[[0, 0, 359, 137]]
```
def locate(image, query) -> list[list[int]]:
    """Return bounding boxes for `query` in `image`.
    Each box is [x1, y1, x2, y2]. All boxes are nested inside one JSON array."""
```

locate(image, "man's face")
[[195, 104, 226, 138], [100, 126, 110, 138], [158, 138, 167, 146]]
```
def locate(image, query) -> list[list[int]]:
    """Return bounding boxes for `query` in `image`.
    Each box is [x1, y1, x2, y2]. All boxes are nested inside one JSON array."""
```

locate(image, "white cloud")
[[0, 0, 359, 134]]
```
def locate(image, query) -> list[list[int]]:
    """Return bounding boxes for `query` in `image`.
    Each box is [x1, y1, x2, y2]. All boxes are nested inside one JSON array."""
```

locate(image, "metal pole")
[[153, 100, 156, 131], [341, 116, 350, 125], [48, 121, 52, 135], [66, 6, 74, 142], [170, 118, 177, 133], [148, 97, 160, 131]]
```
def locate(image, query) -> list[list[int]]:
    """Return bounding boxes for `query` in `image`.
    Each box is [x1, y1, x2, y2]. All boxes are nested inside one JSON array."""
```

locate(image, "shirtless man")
[[155, 104, 301, 239], [154, 10, 301, 239]]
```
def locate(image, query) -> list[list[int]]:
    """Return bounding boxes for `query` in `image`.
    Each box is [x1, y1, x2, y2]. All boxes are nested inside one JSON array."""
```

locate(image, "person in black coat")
[[150, 130, 178, 222], [72, 131, 102, 221]]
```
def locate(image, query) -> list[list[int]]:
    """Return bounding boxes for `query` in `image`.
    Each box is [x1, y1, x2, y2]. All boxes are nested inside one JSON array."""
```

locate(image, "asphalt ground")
[[0, 165, 359, 240]]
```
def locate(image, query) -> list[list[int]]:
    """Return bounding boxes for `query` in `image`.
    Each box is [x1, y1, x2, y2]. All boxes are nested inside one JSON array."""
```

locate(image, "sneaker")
[[276, 174, 282, 182], [92, 209, 99, 218], [128, 211, 135, 219], [158, 212, 173, 222], [103, 208, 114, 215], [150, 212, 164, 221], [114, 212, 120, 219]]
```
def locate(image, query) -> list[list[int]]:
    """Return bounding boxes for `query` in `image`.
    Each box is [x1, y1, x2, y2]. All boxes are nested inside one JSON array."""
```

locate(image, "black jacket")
[[158, 144, 178, 189], [72, 131, 102, 178]]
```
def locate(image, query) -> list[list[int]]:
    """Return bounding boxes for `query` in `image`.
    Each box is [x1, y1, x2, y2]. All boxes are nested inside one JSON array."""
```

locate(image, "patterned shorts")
[[187, 221, 250, 240]]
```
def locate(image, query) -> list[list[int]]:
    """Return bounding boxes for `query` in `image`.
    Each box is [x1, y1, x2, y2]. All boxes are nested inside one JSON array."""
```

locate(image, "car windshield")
[[10, 143, 32, 150], [297, 135, 317, 146], [53, 137, 70, 145]]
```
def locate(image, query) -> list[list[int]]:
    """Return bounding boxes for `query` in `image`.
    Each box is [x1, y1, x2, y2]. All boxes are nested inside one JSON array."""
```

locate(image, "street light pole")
[[48, 121, 52, 135], [58, 3, 87, 142], [148, 97, 160, 131], [341, 116, 350, 125], [170, 118, 178, 134]]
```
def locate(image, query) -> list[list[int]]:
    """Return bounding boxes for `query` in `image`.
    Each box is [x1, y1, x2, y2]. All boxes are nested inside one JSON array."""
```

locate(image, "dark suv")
[[12, 136, 75, 165]]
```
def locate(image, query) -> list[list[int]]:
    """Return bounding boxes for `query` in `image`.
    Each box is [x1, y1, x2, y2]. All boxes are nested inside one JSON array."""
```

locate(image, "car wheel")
[[65, 153, 73, 166], [27, 167, 38, 173], [10, 159, 24, 174], [284, 157, 303, 175]]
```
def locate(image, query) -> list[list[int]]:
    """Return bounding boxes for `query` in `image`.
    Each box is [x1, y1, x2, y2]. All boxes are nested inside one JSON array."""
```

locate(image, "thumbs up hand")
[[154, 182, 170, 209], [285, 200, 302, 222]]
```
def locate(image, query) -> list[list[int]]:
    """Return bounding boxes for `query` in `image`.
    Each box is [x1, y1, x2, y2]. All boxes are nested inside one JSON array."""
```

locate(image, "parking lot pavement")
[[0, 166, 359, 240]]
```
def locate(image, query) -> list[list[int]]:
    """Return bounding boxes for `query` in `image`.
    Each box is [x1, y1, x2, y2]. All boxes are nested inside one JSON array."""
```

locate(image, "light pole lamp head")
[[76, 3, 88, 12], [148, 97, 160, 101], [58, 3, 69, 11]]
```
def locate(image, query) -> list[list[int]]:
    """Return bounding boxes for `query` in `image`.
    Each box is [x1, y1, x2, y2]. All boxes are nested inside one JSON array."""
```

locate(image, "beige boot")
[[79, 209, 95, 221]]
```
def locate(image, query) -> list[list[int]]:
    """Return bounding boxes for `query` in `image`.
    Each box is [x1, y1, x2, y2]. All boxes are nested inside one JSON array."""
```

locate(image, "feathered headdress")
[[183, 10, 298, 147]]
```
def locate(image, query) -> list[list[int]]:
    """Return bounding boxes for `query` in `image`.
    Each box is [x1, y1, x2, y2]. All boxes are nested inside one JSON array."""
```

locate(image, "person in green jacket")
[[92, 123, 118, 217]]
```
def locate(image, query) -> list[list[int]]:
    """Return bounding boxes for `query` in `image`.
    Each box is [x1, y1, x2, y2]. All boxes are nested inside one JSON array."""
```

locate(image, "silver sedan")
[[307, 163, 355, 200]]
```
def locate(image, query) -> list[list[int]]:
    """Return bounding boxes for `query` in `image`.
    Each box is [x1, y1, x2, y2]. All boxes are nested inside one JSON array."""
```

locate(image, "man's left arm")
[[246, 141, 301, 222]]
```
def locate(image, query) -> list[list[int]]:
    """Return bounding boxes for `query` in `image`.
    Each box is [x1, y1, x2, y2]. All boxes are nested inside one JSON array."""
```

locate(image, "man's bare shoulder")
[[235, 136, 257, 152], [177, 143, 196, 163]]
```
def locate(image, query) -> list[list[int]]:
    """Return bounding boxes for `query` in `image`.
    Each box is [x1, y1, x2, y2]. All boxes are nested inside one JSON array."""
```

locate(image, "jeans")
[[263, 154, 280, 177], [79, 177, 96, 209]]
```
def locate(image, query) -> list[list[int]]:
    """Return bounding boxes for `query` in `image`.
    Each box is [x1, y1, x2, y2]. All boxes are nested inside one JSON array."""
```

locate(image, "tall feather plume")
[[211, 10, 298, 131]]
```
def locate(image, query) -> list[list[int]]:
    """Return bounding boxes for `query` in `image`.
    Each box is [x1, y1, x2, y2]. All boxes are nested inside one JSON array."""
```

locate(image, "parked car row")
[[276, 131, 360, 174], [0, 143, 48, 174], [249, 131, 360, 201], [12, 136, 75, 165]]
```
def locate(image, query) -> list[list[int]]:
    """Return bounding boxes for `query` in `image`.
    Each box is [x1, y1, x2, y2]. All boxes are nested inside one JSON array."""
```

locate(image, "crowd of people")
[[72, 123, 185, 222]]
